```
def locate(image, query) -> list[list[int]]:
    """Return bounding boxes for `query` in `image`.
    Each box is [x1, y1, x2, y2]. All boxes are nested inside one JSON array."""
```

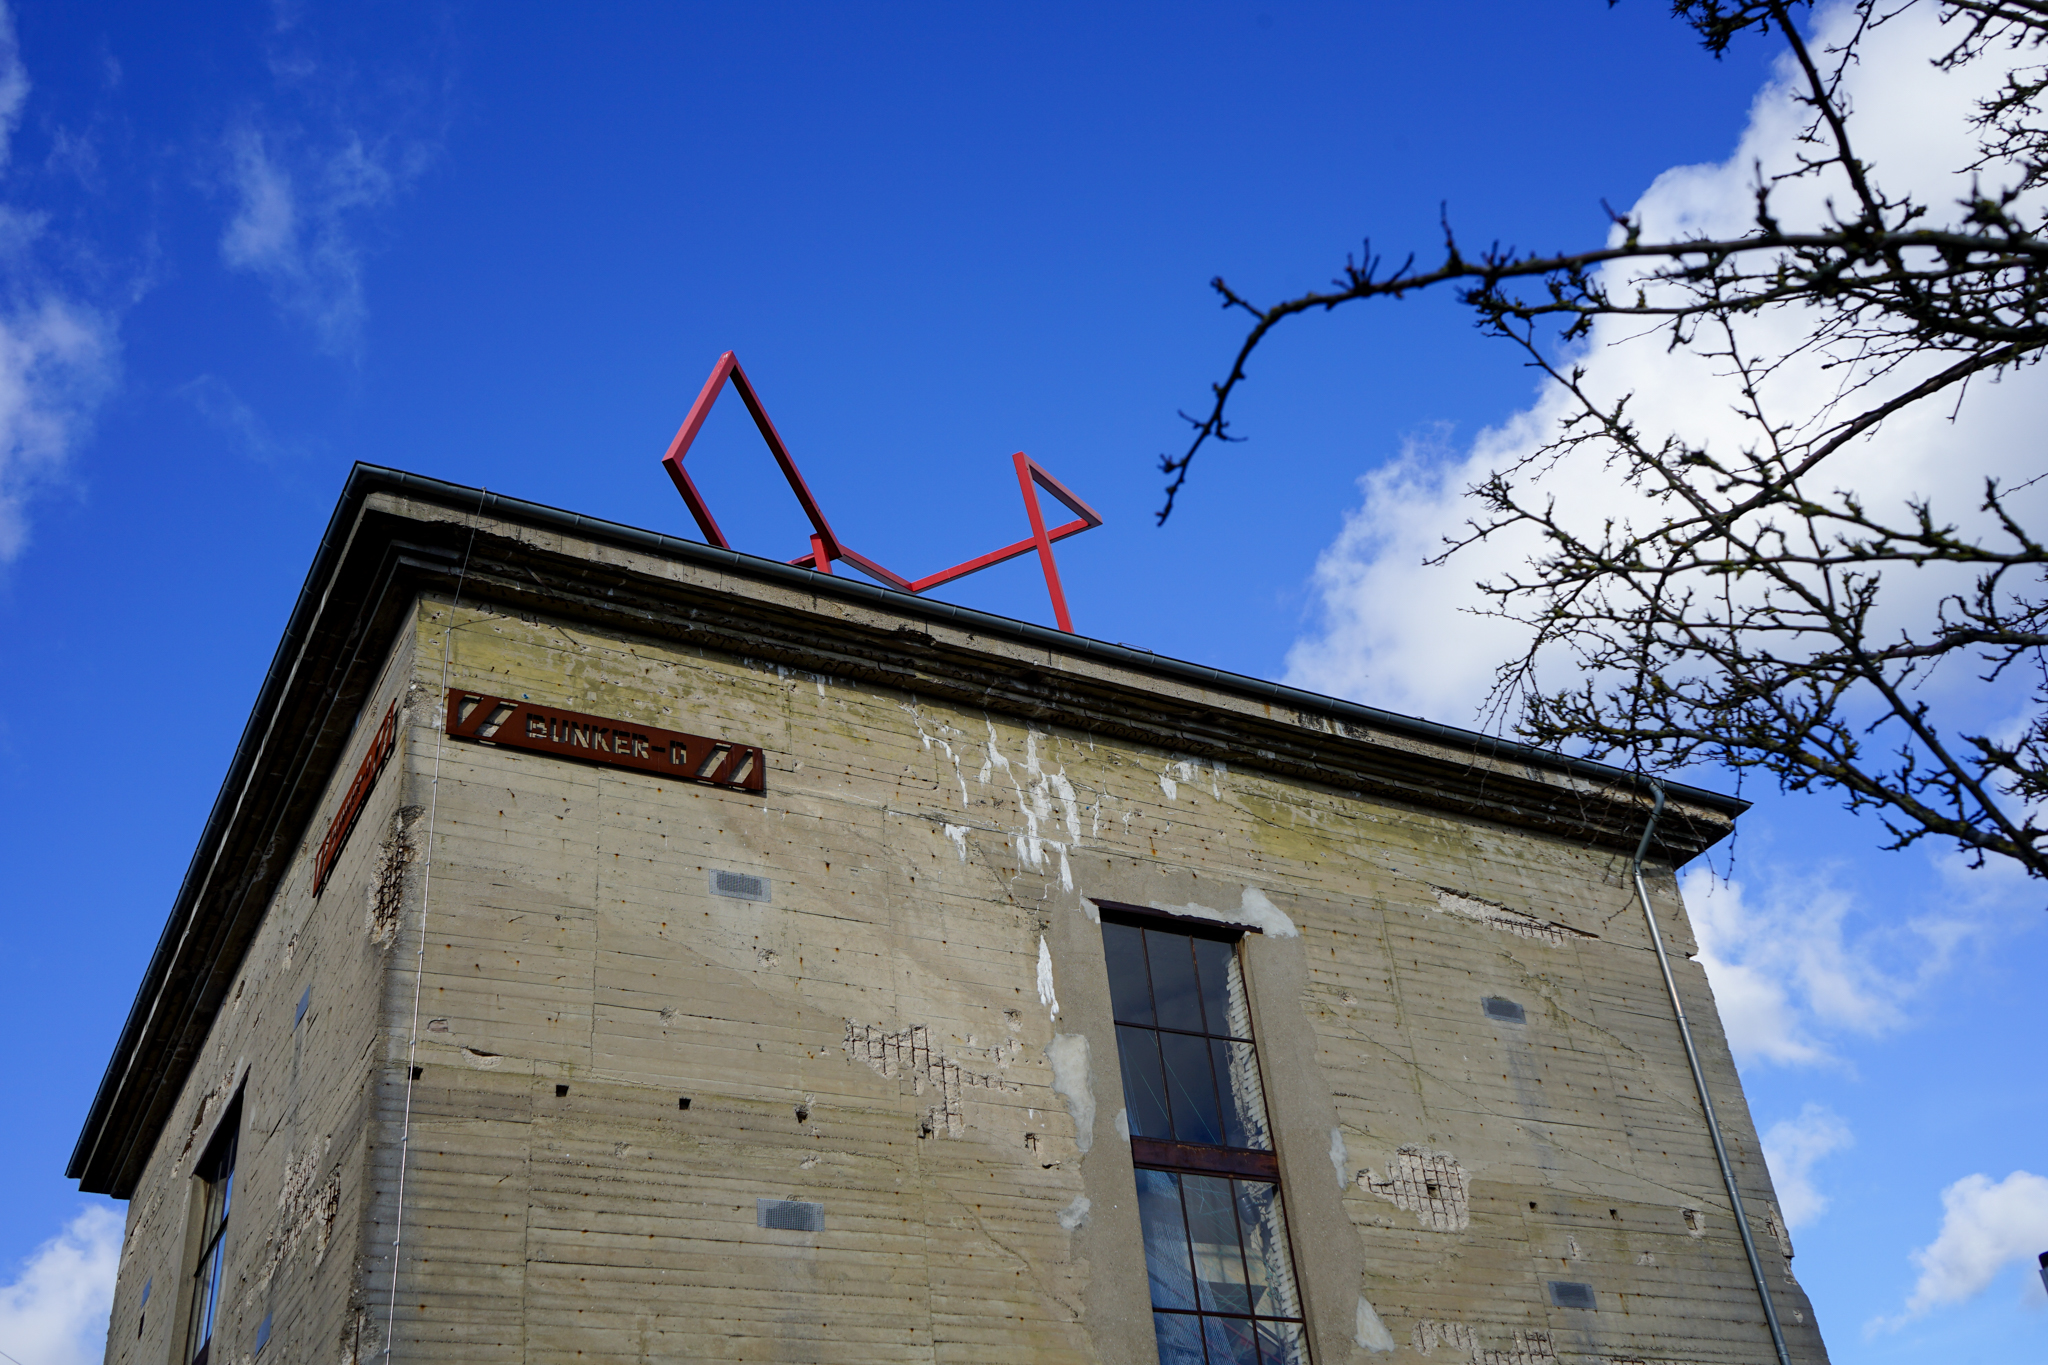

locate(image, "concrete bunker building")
[[71, 467, 1832, 1365]]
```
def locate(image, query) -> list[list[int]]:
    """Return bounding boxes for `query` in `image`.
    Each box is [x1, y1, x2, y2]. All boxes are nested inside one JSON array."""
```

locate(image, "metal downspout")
[[1630, 779, 1794, 1365]]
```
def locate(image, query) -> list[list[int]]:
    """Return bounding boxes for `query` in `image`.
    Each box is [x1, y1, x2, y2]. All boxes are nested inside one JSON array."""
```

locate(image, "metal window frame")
[[1104, 910, 1312, 1363], [184, 1092, 243, 1365]]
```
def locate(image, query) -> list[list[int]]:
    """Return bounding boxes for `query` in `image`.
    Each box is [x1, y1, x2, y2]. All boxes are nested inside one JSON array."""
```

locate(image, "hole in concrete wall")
[[255, 1312, 272, 1353], [794, 1102, 810, 1123], [1364, 1146, 1470, 1231], [409, 1066, 422, 1081], [711, 869, 771, 902], [295, 987, 312, 1028], [1547, 1281, 1596, 1310], [1481, 996, 1526, 1023], [556, 1084, 569, 1097], [1684, 1207, 1706, 1237], [679, 1097, 691, 1110], [756, 1198, 824, 1232]]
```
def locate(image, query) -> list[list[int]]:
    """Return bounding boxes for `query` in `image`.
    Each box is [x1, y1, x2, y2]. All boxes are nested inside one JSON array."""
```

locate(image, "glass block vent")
[[712, 870, 771, 902], [756, 1198, 823, 1232], [1548, 1280, 1596, 1310], [1482, 996, 1525, 1023]]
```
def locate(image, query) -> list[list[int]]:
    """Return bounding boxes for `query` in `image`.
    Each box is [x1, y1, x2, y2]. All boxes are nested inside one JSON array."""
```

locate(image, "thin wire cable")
[[382, 496, 484, 1363], [1630, 779, 1793, 1365]]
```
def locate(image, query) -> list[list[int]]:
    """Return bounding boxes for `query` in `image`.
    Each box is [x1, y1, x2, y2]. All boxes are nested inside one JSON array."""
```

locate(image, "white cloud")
[[1680, 864, 1970, 1068], [0, 294, 117, 561], [0, 1204, 122, 1365], [1283, 1, 2048, 736], [220, 122, 398, 356], [1760, 1103, 1853, 1229], [0, 0, 119, 565], [0, 4, 27, 177], [1875, 1170, 2048, 1327]]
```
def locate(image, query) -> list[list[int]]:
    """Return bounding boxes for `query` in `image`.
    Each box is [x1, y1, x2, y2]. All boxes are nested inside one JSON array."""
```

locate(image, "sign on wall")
[[444, 690, 766, 793], [315, 701, 399, 895]]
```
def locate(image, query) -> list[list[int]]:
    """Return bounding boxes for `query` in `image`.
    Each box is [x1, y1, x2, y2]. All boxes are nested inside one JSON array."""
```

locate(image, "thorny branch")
[[1166, 0, 2048, 884]]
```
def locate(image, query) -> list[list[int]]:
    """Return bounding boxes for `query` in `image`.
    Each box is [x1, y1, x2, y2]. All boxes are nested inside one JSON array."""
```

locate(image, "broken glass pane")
[[1117, 1024, 1172, 1140], [1136, 1169, 1197, 1311], [1146, 928, 1205, 1032], [1103, 922, 1154, 1025], [1161, 1030, 1224, 1145], [1213, 1039, 1271, 1151], [1235, 1179, 1304, 1324], [1184, 1174, 1252, 1315]]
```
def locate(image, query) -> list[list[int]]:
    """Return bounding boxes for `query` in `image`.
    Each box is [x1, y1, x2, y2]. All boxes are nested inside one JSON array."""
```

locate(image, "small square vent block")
[[712, 870, 771, 902], [757, 1198, 824, 1232], [1548, 1281, 1596, 1310], [1482, 996, 1526, 1023]]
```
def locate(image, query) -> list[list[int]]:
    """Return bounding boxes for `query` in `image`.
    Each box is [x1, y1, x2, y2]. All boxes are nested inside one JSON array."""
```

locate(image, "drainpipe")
[[1631, 779, 1794, 1365]]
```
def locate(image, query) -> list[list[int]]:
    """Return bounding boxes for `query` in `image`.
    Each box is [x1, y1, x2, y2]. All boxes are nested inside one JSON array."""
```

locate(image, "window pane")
[[1135, 1169, 1197, 1311], [1234, 1180, 1304, 1323], [1203, 1314, 1260, 1365], [1256, 1318, 1309, 1365], [1154, 1312, 1207, 1365], [1183, 1174, 1252, 1315], [1117, 1025, 1173, 1140], [1103, 922, 1155, 1025], [1191, 937, 1240, 1038], [1160, 1031, 1224, 1146], [1213, 1040, 1273, 1152], [1145, 929, 1205, 1032]]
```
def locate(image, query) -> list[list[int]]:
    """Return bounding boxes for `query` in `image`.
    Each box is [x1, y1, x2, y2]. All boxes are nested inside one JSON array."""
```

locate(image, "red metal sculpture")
[[660, 351, 1103, 632]]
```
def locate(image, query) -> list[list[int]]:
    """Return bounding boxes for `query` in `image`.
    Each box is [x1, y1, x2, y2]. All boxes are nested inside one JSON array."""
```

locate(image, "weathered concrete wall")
[[348, 595, 1825, 1365], [106, 578, 1824, 1365], [105, 626, 419, 1365]]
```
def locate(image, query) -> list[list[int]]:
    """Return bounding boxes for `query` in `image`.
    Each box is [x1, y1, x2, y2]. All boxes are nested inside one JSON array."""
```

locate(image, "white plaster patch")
[[1329, 1127, 1351, 1190], [1157, 757, 1222, 801], [1354, 1297, 1396, 1352], [1037, 936, 1060, 1020], [1045, 1033, 1095, 1154], [901, 703, 971, 806], [1058, 1195, 1092, 1230], [1156, 887, 1300, 938]]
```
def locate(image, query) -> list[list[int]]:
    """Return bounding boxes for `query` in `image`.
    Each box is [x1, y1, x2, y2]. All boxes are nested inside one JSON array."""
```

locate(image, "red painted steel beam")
[[659, 352, 1105, 632]]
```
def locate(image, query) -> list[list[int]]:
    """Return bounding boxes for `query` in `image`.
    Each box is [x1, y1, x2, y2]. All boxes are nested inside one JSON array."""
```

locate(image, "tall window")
[[1101, 909, 1309, 1365], [186, 1098, 241, 1365]]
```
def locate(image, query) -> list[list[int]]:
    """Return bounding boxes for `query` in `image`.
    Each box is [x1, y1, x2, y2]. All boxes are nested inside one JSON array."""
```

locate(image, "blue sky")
[[0, 2, 2041, 1361]]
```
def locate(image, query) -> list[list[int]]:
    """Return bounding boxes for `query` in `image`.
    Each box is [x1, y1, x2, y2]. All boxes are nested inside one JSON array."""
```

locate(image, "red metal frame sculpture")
[[660, 351, 1103, 632]]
